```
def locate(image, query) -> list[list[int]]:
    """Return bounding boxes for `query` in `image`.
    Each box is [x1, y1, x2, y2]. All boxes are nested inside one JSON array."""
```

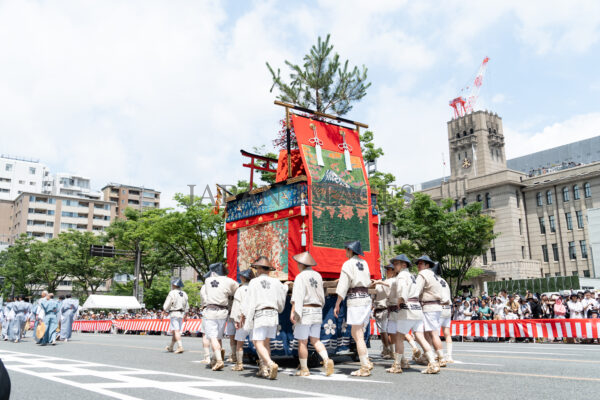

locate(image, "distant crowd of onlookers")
[[452, 289, 599, 320]]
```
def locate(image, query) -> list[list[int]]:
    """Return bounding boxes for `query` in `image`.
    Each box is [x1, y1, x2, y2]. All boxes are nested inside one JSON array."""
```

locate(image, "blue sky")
[[1, 0, 599, 206]]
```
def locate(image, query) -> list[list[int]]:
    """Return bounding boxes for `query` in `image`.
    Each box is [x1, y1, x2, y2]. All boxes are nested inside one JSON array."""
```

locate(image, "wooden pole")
[[274, 100, 368, 129], [286, 106, 292, 178]]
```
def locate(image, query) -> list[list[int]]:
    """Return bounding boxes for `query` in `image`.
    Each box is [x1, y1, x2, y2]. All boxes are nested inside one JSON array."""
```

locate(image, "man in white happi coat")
[[201, 262, 239, 371], [414, 255, 446, 371], [230, 268, 254, 372], [163, 277, 189, 354], [383, 264, 400, 362], [374, 266, 392, 359], [433, 262, 454, 363], [334, 241, 373, 377], [241, 256, 287, 380], [391, 254, 439, 374], [290, 251, 334, 377]]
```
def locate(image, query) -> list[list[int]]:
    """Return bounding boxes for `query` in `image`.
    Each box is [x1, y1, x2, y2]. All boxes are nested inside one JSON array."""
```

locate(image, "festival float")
[[223, 101, 381, 362]]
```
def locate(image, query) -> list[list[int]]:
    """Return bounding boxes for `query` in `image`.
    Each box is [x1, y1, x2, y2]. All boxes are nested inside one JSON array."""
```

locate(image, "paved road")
[[2, 333, 599, 399]]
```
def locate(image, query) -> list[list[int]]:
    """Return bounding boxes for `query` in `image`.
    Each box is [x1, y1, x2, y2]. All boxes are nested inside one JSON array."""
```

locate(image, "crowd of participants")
[[451, 289, 600, 320]]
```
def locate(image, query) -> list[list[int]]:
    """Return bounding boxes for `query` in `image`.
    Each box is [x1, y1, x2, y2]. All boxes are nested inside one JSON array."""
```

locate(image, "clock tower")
[[447, 110, 506, 178]]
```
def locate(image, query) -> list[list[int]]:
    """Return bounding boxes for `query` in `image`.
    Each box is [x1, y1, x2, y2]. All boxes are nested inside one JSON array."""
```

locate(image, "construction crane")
[[449, 56, 490, 118]]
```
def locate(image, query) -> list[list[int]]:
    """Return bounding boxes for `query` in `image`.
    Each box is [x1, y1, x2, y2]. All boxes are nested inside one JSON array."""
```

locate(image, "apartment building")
[[101, 183, 160, 219], [46, 173, 103, 200], [2, 192, 116, 243], [0, 155, 51, 201]]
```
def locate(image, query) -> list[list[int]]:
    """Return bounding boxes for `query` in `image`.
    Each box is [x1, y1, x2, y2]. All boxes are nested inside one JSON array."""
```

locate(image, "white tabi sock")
[[358, 355, 369, 367], [318, 350, 329, 361], [299, 358, 308, 369], [176, 340, 183, 349], [425, 350, 436, 364], [408, 338, 418, 350], [236, 350, 244, 363], [394, 353, 402, 364], [204, 348, 210, 359], [446, 342, 453, 357], [215, 350, 223, 361], [436, 349, 444, 360]]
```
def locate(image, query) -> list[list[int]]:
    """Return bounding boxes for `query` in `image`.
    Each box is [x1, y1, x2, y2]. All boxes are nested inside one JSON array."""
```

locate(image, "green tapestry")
[[302, 145, 370, 251]]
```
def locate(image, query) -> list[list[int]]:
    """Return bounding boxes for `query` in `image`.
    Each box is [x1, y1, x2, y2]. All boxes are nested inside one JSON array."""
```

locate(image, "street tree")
[[106, 208, 176, 289], [388, 193, 496, 296], [58, 230, 121, 296], [151, 194, 226, 277]]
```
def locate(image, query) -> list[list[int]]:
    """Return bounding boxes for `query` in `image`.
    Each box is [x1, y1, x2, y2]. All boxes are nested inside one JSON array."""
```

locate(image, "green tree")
[[0, 236, 43, 296], [151, 194, 226, 277], [58, 230, 122, 296], [388, 193, 496, 296], [267, 34, 371, 116], [106, 208, 176, 290]]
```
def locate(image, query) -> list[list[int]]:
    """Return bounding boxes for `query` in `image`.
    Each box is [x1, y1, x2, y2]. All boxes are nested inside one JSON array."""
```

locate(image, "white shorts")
[[224, 319, 236, 336], [396, 319, 424, 335], [423, 311, 441, 332], [293, 323, 321, 340], [234, 328, 251, 342], [169, 317, 183, 332], [252, 325, 277, 341], [347, 304, 372, 326], [440, 318, 451, 328], [202, 319, 227, 339], [386, 320, 398, 334]]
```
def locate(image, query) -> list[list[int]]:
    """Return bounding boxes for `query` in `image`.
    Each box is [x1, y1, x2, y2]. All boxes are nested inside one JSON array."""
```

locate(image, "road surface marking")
[[1, 349, 358, 400], [445, 367, 600, 382], [459, 349, 577, 356]]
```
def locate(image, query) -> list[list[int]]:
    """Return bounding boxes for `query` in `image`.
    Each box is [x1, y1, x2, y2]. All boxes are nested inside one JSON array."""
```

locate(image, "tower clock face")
[[462, 158, 472, 169]]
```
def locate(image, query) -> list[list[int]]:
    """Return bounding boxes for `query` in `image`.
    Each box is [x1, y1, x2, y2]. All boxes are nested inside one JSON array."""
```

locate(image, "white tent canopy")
[[82, 295, 142, 310]]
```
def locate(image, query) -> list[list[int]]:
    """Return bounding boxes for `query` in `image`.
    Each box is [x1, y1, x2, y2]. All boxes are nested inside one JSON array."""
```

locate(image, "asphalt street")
[[2, 333, 599, 400]]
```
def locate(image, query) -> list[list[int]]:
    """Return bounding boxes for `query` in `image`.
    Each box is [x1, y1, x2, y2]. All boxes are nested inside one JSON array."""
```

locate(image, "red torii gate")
[[240, 149, 278, 188]]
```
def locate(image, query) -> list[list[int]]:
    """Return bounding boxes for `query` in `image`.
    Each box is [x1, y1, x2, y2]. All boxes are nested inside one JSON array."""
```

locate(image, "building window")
[[573, 185, 580, 200], [546, 190, 553, 205], [584, 182, 591, 198], [576, 211, 584, 229], [485, 193, 491, 209], [542, 245, 549, 262], [458, 153, 461, 161], [565, 212, 573, 230], [29, 167, 36, 174], [539, 217, 546, 234], [46, 221, 53, 227], [462, 198, 467, 207], [516, 191, 520, 208], [521, 246, 525, 259], [549, 215, 556, 233], [568, 241, 576, 259], [572, 271, 578, 276], [536, 192, 542, 206], [477, 194, 482, 203], [482, 253, 488, 265], [580, 240, 588, 259], [584, 270, 590, 277], [5, 164, 12, 171], [491, 247, 496, 262], [455, 199, 460, 211], [562, 187, 570, 202], [518, 218, 522, 235], [552, 243, 559, 261]]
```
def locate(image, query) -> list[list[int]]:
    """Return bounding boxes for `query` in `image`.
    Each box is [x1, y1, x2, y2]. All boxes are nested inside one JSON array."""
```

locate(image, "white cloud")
[[505, 112, 600, 159], [0, 0, 597, 209]]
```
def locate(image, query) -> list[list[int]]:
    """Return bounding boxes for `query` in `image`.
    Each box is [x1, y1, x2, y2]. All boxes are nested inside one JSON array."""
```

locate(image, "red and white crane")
[[449, 56, 490, 118]]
